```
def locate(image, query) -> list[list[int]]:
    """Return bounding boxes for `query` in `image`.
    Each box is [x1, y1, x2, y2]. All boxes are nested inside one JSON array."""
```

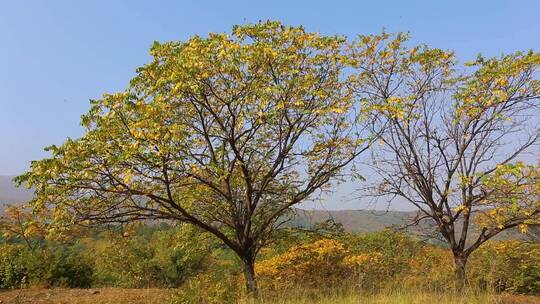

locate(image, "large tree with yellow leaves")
[[355, 33, 540, 292], [17, 22, 377, 295]]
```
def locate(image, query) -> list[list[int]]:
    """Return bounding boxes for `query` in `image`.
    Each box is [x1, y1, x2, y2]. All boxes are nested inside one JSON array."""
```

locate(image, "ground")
[[0, 288, 170, 304], [497, 295, 540, 304], [0, 289, 539, 304]]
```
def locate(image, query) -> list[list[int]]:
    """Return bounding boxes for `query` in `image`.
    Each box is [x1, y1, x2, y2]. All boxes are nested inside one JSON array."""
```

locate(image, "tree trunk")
[[243, 258, 258, 298], [454, 255, 468, 293]]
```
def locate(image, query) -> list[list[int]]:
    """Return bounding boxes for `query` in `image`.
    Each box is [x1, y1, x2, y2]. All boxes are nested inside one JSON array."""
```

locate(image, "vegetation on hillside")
[[0, 223, 539, 303]]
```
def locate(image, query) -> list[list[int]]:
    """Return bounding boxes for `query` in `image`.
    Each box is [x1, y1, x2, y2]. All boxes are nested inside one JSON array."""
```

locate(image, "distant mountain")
[[291, 209, 415, 232], [0, 175, 523, 239], [0, 175, 33, 205], [291, 208, 522, 241]]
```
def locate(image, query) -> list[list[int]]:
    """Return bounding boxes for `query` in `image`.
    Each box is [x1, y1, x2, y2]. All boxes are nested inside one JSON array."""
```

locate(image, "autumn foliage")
[[4, 20, 539, 299]]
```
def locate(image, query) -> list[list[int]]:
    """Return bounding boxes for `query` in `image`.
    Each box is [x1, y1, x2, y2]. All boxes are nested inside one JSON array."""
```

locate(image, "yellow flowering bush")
[[400, 245, 454, 291], [343, 252, 386, 288], [256, 239, 352, 290]]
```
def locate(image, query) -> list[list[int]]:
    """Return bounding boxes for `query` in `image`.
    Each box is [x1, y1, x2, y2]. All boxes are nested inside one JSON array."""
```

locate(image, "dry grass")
[[251, 291, 540, 304], [0, 288, 170, 304], [0, 288, 539, 304]]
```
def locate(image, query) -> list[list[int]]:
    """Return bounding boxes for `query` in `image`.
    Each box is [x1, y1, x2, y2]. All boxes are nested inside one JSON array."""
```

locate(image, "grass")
[[252, 291, 540, 304], [0, 288, 539, 304]]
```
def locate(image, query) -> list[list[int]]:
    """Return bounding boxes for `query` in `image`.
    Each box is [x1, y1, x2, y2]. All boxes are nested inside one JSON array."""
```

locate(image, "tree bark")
[[454, 254, 468, 293], [243, 258, 258, 298]]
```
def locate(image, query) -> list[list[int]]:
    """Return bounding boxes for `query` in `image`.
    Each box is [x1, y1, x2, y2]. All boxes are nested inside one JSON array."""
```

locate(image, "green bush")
[[0, 244, 28, 288], [148, 225, 217, 287], [469, 240, 540, 294], [42, 245, 93, 288], [0, 243, 93, 288], [342, 229, 421, 279], [85, 235, 156, 288], [84, 224, 218, 288]]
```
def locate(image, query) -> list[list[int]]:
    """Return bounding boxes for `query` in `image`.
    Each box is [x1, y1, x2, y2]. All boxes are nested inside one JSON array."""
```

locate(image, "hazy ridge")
[[0, 175, 413, 231], [0, 175, 33, 205], [0, 176, 521, 238]]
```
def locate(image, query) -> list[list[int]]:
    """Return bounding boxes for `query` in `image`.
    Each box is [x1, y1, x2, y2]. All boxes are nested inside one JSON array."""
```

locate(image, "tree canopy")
[[354, 32, 540, 291], [17, 21, 378, 295]]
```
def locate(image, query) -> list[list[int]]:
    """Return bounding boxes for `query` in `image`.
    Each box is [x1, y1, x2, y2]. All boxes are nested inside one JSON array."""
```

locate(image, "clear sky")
[[1, 1, 539, 207]]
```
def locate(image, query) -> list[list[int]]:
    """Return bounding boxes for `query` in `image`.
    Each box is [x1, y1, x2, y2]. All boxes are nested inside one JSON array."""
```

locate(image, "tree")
[[351, 32, 540, 292], [0, 204, 48, 251], [17, 21, 376, 295], [0, 203, 87, 251]]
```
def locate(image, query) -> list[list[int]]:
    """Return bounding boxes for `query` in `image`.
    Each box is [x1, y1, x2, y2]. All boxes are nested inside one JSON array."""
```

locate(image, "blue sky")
[[1, 1, 539, 208]]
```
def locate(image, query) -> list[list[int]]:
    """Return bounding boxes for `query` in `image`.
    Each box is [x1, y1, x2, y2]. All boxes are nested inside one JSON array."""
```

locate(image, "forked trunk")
[[454, 255, 468, 293]]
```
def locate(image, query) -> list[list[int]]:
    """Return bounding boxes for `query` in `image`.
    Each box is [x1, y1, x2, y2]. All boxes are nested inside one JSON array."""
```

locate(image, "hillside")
[[291, 209, 415, 232], [291, 209, 523, 240], [0, 176, 524, 238], [0, 175, 33, 205], [0, 174, 414, 231]]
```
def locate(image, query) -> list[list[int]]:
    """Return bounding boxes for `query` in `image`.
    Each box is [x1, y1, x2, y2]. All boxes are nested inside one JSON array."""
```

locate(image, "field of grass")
[[1, 289, 540, 304], [253, 292, 540, 304], [0, 288, 170, 304]]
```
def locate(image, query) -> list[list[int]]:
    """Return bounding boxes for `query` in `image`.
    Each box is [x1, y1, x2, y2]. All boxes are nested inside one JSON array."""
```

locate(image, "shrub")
[[0, 243, 93, 288], [256, 239, 353, 290], [343, 230, 421, 281], [0, 244, 28, 288], [40, 245, 93, 288], [399, 244, 454, 291], [85, 224, 219, 288], [148, 224, 218, 287], [168, 271, 241, 304], [469, 240, 540, 294]]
